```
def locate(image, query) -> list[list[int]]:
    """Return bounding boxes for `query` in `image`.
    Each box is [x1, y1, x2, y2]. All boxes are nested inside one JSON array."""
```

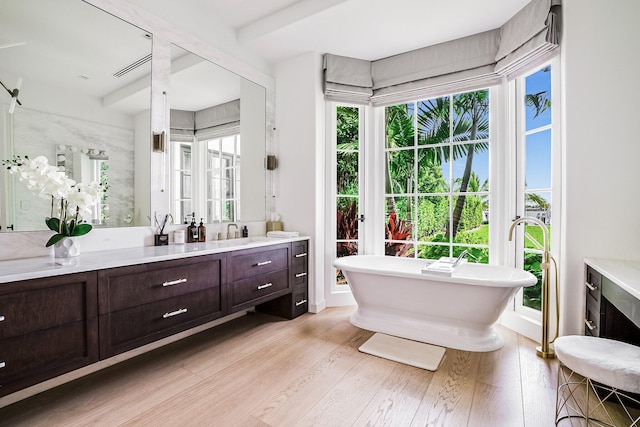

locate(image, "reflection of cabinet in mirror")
[[169, 44, 266, 224]]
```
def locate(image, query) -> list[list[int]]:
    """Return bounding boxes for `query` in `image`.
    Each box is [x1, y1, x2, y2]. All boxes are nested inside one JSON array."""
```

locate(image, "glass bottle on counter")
[[198, 219, 206, 242]]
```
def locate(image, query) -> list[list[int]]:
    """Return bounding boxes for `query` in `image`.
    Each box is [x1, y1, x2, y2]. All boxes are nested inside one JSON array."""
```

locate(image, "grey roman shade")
[[323, 0, 561, 105], [495, 0, 561, 78], [323, 53, 373, 104], [195, 99, 241, 138], [170, 99, 241, 141], [170, 109, 195, 142], [371, 29, 502, 105]]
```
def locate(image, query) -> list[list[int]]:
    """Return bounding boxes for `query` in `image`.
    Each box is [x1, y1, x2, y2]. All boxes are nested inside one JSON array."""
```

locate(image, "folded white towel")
[[267, 230, 300, 238], [421, 257, 467, 276]]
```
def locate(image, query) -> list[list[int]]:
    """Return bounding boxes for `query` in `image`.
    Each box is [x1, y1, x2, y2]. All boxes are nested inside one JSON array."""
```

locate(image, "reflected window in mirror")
[[206, 135, 241, 222], [171, 132, 241, 224]]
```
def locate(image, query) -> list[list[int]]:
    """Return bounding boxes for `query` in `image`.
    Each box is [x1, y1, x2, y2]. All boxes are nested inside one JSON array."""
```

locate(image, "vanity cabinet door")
[[0, 272, 98, 397], [98, 254, 225, 359]]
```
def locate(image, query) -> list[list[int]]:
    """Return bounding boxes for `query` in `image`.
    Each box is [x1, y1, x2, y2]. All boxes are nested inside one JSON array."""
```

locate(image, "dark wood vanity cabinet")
[[257, 240, 309, 319], [0, 272, 98, 397], [0, 239, 310, 400], [97, 254, 226, 358], [227, 243, 292, 312], [584, 262, 640, 345]]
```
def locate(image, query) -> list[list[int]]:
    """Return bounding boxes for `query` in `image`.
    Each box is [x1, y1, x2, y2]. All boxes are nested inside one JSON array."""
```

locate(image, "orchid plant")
[[2, 155, 103, 247]]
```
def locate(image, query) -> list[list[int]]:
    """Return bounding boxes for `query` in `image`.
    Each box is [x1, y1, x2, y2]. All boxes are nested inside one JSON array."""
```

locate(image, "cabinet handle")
[[0, 315, 4, 322], [163, 278, 188, 287], [584, 319, 597, 331], [163, 308, 188, 319], [0, 361, 5, 369], [257, 282, 273, 290], [295, 299, 308, 306], [256, 260, 272, 266], [295, 253, 307, 258], [585, 281, 597, 291], [295, 272, 307, 278]]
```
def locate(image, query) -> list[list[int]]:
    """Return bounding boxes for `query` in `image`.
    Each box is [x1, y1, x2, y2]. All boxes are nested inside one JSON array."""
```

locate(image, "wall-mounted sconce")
[[153, 130, 166, 153], [266, 154, 277, 170]]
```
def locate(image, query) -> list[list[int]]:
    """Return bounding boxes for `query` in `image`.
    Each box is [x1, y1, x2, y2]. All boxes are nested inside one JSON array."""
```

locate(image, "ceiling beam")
[[237, 0, 350, 42]]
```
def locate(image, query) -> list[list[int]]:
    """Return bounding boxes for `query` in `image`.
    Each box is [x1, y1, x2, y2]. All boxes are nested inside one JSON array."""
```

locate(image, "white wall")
[[274, 52, 326, 312], [560, 0, 640, 334]]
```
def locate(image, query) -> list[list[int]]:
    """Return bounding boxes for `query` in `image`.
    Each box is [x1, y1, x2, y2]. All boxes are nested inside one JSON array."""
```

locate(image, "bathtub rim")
[[334, 255, 536, 288]]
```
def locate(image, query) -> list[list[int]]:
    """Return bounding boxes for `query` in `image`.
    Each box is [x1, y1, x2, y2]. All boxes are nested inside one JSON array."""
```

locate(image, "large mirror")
[[169, 45, 266, 224], [0, 0, 152, 231]]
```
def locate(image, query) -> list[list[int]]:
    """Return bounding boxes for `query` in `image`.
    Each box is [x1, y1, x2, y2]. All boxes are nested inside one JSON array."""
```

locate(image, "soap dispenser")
[[198, 218, 206, 242], [242, 225, 248, 238], [187, 214, 198, 243]]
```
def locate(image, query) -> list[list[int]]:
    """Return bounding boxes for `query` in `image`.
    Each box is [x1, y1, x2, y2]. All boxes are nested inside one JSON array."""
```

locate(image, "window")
[[334, 105, 364, 286], [384, 89, 490, 262], [171, 133, 241, 224], [516, 64, 557, 312]]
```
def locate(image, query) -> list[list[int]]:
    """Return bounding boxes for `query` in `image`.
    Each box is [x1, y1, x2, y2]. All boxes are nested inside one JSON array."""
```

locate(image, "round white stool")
[[555, 335, 640, 426]]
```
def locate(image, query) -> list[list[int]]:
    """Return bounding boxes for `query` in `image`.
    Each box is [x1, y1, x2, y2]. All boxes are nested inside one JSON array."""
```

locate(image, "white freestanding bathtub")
[[333, 255, 537, 352]]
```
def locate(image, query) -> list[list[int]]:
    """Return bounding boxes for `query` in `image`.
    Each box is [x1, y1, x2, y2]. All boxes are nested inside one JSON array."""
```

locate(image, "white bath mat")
[[359, 333, 446, 371]]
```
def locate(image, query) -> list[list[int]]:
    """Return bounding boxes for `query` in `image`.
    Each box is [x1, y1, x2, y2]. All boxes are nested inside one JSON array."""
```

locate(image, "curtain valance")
[[323, 0, 561, 105]]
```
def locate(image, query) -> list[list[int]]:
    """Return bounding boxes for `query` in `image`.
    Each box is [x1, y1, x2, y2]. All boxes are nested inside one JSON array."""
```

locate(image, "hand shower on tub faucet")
[[452, 250, 469, 267]]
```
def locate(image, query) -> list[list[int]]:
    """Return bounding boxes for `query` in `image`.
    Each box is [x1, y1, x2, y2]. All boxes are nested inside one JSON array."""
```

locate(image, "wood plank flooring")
[[0, 306, 560, 427]]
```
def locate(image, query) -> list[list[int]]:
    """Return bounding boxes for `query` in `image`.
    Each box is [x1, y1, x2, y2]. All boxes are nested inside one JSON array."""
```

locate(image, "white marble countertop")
[[584, 258, 640, 301], [0, 235, 309, 284]]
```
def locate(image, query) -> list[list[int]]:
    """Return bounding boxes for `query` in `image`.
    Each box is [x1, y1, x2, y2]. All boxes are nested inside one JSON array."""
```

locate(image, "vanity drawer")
[[584, 294, 601, 337], [228, 245, 289, 282], [585, 265, 602, 305], [99, 287, 223, 358], [98, 254, 224, 314], [0, 272, 97, 340], [0, 319, 99, 397], [230, 269, 289, 310]]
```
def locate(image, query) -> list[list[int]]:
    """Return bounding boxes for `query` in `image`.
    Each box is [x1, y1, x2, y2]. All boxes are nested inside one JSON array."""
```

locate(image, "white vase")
[[54, 237, 81, 259]]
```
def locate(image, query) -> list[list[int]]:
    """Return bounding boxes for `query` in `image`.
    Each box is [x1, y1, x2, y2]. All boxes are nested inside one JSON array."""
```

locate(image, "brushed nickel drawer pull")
[[256, 260, 272, 266], [295, 272, 307, 278], [0, 361, 5, 369], [163, 278, 187, 287], [0, 315, 5, 322], [295, 299, 308, 306], [585, 281, 597, 291], [257, 282, 273, 290], [295, 253, 307, 258], [163, 308, 188, 319], [584, 319, 596, 331]]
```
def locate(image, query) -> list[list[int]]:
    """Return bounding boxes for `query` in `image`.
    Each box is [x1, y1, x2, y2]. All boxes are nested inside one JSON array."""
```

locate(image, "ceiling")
[[127, 0, 531, 64], [0, 0, 532, 118]]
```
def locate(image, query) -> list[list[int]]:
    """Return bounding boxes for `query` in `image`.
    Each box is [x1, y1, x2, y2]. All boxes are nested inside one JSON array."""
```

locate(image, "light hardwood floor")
[[0, 306, 560, 426]]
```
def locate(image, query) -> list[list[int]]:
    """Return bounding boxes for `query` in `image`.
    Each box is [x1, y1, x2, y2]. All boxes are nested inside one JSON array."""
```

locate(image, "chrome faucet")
[[508, 216, 555, 359], [452, 249, 469, 267], [227, 223, 238, 239]]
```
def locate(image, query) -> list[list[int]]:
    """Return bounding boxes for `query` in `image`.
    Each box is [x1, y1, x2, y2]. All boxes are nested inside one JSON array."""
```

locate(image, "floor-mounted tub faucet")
[[508, 216, 555, 359]]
